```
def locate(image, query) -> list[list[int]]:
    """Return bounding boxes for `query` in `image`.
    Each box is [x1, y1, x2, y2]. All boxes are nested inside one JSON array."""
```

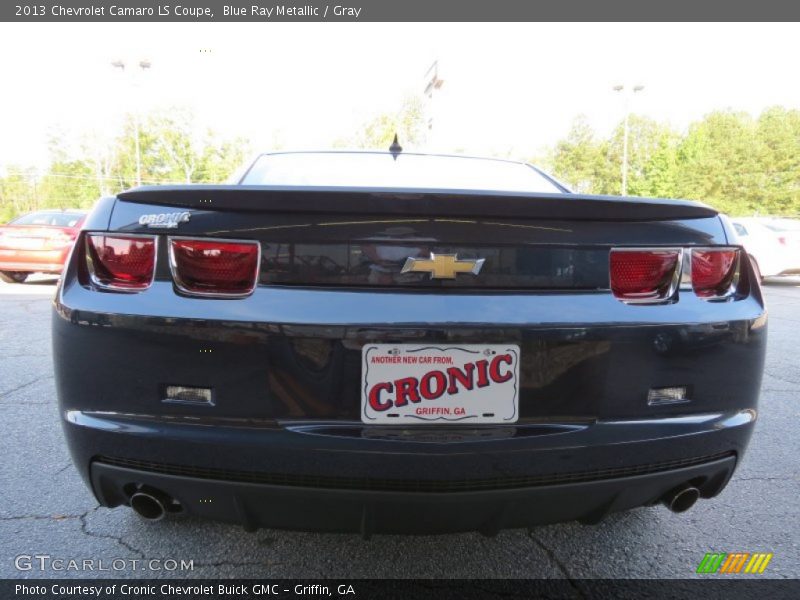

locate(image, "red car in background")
[[0, 210, 86, 283]]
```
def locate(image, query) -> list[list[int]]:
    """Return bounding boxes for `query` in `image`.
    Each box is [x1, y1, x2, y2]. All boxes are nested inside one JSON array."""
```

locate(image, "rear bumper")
[[65, 408, 754, 533], [0, 248, 67, 273], [91, 454, 737, 534]]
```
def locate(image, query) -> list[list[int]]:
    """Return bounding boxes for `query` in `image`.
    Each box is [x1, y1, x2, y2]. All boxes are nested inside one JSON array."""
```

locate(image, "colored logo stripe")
[[697, 553, 726, 573], [697, 553, 773, 574], [720, 553, 749, 573], [745, 553, 773, 574]]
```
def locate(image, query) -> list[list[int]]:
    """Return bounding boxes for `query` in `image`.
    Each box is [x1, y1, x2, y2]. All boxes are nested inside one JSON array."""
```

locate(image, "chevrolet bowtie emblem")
[[401, 253, 485, 279]]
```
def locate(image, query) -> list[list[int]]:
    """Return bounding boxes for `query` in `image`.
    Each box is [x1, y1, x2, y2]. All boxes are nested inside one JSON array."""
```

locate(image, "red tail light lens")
[[85, 234, 156, 291], [691, 249, 739, 298], [169, 238, 259, 297], [610, 249, 681, 303]]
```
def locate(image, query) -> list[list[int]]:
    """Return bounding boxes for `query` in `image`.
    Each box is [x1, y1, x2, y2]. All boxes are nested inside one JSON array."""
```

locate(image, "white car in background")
[[730, 217, 800, 281]]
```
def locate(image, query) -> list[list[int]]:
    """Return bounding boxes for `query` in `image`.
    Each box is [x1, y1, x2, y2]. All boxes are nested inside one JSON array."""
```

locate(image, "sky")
[[0, 22, 798, 170]]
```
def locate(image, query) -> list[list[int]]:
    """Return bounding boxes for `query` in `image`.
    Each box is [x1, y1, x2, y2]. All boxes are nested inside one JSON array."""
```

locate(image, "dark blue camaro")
[[53, 151, 766, 534]]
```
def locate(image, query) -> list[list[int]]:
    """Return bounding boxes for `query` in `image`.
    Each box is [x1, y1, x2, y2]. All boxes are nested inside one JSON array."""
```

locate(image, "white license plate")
[[361, 344, 520, 425]]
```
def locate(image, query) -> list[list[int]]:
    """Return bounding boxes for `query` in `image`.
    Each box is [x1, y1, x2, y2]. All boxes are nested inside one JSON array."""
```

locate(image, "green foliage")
[[337, 95, 427, 150], [546, 108, 799, 216], [753, 106, 800, 215], [0, 108, 251, 222], [639, 130, 680, 199], [0, 166, 39, 222], [2, 104, 797, 222], [38, 160, 101, 210], [548, 116, 608, 194], [548, 115, 683, 198], [673, 111, 761, 214], [611, 115, 680, 198]]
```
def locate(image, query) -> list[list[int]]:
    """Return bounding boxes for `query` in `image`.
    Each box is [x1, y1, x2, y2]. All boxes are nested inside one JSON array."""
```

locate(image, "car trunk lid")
[[107, 187, 724, 292]]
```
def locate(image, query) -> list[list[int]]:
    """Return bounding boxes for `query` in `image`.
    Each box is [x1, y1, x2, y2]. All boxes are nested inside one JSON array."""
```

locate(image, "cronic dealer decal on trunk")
[[138, 211, 191, 229]]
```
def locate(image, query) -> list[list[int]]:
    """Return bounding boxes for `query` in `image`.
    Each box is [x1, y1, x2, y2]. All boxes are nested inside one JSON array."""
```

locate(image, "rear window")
[[240, 152, 563, 194], [10, 212, 84, 227]]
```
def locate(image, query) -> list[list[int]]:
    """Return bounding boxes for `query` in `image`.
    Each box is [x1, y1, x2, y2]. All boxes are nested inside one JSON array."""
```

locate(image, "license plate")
[[361, 344, 520, 424]]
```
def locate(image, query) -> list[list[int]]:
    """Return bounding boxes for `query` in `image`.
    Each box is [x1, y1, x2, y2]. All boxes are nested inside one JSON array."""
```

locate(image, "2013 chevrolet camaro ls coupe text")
[[53, 151, 766, 535]]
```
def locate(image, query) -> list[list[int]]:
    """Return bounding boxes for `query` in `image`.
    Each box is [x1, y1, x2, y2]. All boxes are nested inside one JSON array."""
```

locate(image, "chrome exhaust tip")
[[663, 485, 700, 513], [130, 491, 168, 521]]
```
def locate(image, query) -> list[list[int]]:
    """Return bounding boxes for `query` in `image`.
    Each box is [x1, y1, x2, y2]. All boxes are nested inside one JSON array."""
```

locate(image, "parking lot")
[[1, 276, 798, 580]]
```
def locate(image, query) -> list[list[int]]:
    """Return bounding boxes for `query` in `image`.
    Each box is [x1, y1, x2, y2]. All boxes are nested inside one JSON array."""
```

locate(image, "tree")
[[145, 108, 252, 184], [606, 116, 680, 198], [38, 160, 100, 209], [754, 106, 800, 215], [195, 136, 251, 183], [0, 106, 252, 222], [674, 111, 761, 214], [547, 116, 608, 194], [637, 130, 680, 199], [0, 166, 38, 222], [339, 95, 427, 150], [543, 108, 799, 216], [148, 108, 201, 183], [2, 105, 798, 223]]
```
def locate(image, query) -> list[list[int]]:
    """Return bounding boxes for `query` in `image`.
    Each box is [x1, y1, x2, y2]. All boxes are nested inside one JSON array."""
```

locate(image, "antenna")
[[389, 134, 402, 160]]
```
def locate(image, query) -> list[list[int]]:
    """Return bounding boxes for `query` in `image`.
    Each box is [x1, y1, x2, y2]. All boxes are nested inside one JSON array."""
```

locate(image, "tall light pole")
[[423, 60, 444, 150], [111, 59, 151, 187], [612, 84, 644, 196]]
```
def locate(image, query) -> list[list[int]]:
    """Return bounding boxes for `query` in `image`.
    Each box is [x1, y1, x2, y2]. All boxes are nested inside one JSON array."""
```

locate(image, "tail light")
[[85, 234, 156, 291], [169, 237, 259, 297], [610, 248, 682, 303], [691, 248, 739, 299]]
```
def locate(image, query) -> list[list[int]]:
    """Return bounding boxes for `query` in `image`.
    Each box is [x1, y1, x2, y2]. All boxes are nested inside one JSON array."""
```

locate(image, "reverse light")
[[647, 386, 690, 406], [169, 237, 260, 297], [610, 249, 682, 303], [85, 234, 156, 291], [691, 248, 740, 299], [163, 385, 213, 406]]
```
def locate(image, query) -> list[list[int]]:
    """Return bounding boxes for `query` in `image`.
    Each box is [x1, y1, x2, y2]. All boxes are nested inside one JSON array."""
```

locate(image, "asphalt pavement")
[[1, 275, 798, 580]]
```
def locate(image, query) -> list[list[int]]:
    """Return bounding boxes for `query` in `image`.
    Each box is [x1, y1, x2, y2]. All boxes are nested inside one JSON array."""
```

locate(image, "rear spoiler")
[[117, 185, 718, 222]]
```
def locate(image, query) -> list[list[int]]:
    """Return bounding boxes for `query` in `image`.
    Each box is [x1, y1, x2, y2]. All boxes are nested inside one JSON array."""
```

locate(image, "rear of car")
[[53, 152, 766, 535], [0, 210, 86, 283], [731, 217, 800, 279], [762, 218, 800, 272]]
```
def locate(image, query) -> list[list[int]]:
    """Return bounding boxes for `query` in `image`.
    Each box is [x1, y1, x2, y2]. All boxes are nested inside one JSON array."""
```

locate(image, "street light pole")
[[111, 59, 151, 187], [423, 60, 444, 150], [612, 84, 644, 196]]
